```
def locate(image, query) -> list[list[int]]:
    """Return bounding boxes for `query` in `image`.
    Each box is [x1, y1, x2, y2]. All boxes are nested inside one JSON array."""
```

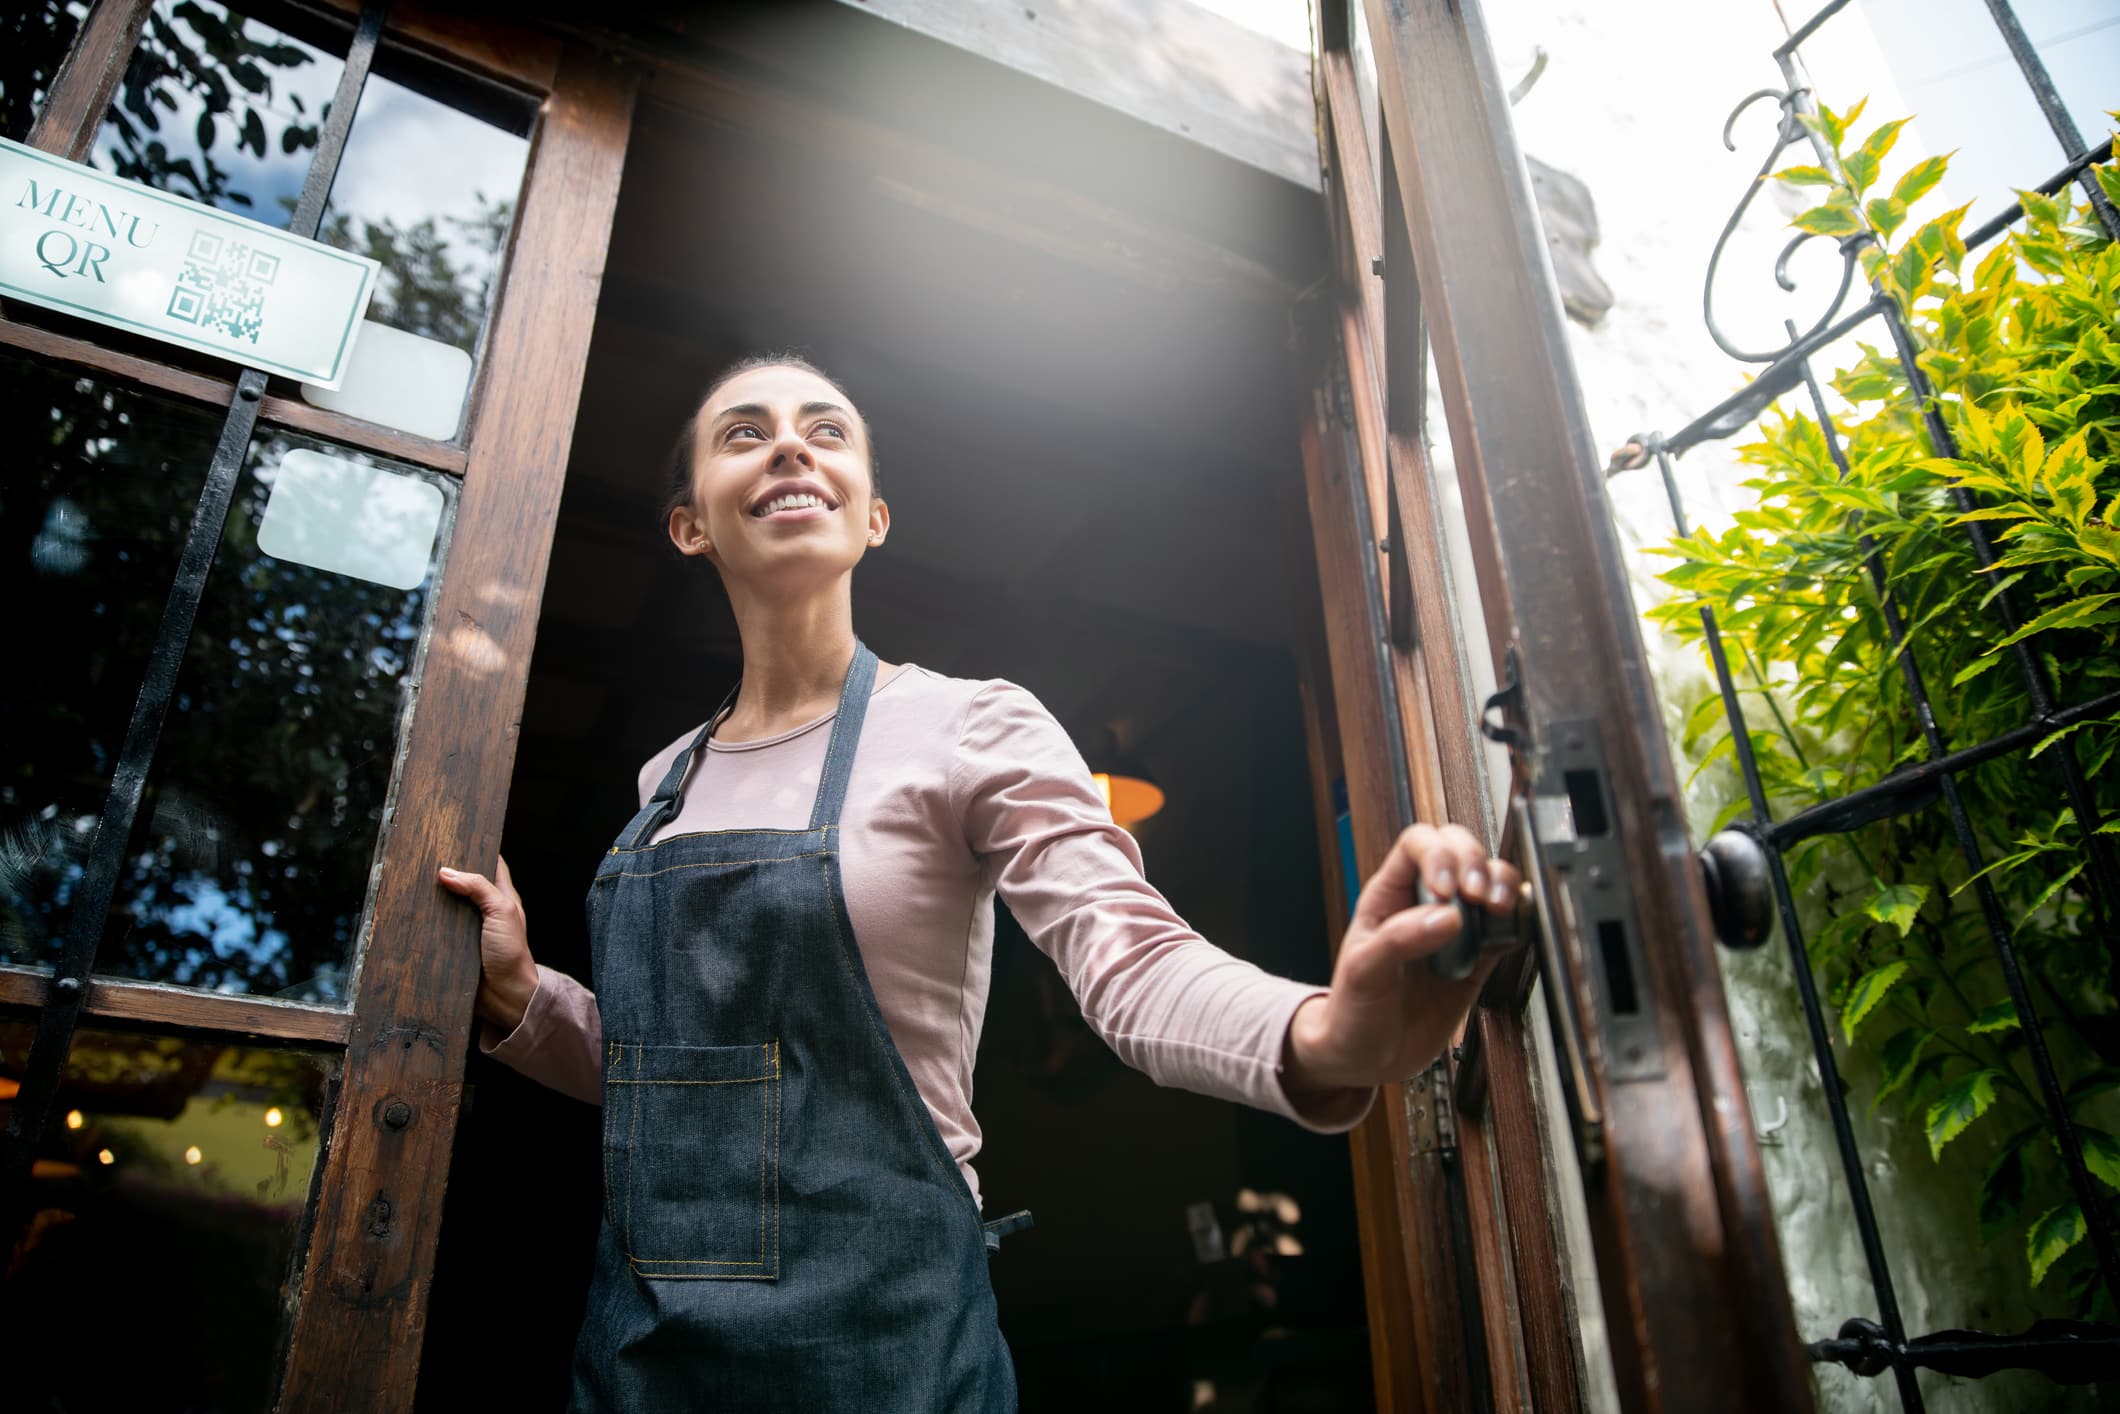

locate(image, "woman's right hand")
[[438, 856, 539, 1035]]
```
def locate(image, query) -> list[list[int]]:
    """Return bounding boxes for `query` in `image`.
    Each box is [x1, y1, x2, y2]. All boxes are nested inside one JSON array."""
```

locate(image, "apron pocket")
[[605, 1039, 781, 1281]]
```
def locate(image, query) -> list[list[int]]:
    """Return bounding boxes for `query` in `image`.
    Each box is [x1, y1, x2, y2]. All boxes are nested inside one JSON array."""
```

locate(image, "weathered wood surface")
[[833, 0, 1316, 190], [1359, 0, 1811, 1408], [0, 967, 352, 1045], [25, 0, 150, 161], [0, 317, 470, 475], [274, 48, 637, 1411]]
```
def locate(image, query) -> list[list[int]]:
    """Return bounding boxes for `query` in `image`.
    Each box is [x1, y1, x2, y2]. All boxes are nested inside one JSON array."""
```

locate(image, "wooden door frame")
[[1, 4, 638, 1408]]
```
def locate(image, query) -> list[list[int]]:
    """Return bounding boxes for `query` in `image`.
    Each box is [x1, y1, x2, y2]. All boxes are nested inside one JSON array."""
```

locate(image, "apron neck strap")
[[628, 641, 876, 847], [809, 640, 877, 831]]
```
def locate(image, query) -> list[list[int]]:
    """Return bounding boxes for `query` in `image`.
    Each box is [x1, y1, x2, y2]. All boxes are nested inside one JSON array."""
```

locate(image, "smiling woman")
[[439, 340, 1523, 1410]]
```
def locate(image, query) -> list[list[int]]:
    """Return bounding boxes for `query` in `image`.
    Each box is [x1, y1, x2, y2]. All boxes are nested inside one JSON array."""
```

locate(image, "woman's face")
[[667, 364, 888, 592]]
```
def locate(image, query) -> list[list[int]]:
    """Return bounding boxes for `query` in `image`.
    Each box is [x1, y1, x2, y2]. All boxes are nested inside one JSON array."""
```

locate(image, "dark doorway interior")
[[418, 15, 1361, 1408]]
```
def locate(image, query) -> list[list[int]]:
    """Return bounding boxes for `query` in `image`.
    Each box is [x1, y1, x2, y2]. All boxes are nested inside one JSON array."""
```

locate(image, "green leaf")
[[1951, 654, 2002, 687], [1978, 1136, 2028, 1239], [2078, 1128, 2120, 1193], [2098, 162, 2120, 214], [1842, 960, 1911, 1042], [1865, 883, 1929, 936], [2029, 720, 2092, 759], [1926, 1068, 2001, 1160], [1892, 154, 1950, 207], [2027, 1202, 2085, 1286], [1987, 595, 2120, 651], [1965, 1000, 2019, 1035], [1874, 1026, 1937, 1111], [2022, 860, 2086, 917], [1775, 164, 1838, 186], [1794, 199, 1866, 239], [1866, 195, 1908, 241]]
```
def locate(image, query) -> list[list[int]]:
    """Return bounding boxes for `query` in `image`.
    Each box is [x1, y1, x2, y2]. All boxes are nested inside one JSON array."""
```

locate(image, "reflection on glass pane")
[[257, 448, 445, 590], [0, 352, 223, 971], [302, 318, 475, 441], [315, 54, 532, 360], [91, 0, 345, 224], [0, 2, 88, 144], [93, 435, 455, 1003], [0, 1020, 332, 1414]]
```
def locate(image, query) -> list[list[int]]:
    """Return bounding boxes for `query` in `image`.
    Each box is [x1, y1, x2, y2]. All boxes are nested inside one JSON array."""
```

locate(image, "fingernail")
[[1490, 877, 1514, 907], [1431, 865, 1454, 895], [438, 867, 457, 878], [1464, 868, 1486, 898]]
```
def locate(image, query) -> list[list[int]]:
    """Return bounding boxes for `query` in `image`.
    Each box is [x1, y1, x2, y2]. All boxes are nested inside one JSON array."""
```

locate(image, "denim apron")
[[570, 643, 1018, 1411]]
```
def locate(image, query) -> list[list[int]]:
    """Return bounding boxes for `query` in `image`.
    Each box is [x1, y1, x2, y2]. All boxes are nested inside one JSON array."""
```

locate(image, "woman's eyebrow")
[[707, 400, 851, 426]]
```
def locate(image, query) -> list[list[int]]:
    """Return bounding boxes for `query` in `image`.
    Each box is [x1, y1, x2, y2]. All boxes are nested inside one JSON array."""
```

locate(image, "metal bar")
[[1976, 0, 2119, 238], [1649, 437, 1926, 1411], [1773, 0, 1855, 61], [1662, 298, 1885, 458], [1, 0, 393, 1226], [1964, 135, 2117, 252], [1765, 686, 2120, 848]]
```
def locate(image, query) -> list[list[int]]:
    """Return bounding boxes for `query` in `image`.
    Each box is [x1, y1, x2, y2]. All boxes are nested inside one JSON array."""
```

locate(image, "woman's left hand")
[[1283, 823, 1522, 1094]]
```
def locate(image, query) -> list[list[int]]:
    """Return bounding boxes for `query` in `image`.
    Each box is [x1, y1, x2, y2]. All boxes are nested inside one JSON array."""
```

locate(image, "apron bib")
[[570, 643, 1016, 1412]]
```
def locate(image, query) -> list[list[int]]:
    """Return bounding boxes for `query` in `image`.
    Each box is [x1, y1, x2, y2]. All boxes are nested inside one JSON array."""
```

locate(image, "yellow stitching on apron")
[[604, 826, 827, 855], [594, 850, 833, 883]]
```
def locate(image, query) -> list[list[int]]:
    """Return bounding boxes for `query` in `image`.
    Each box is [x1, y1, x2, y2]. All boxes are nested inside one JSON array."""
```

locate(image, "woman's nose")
[[769, 426, 812, 467]]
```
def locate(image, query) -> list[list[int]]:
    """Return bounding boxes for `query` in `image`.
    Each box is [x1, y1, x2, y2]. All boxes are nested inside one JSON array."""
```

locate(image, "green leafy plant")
[[1652, 102, 2120, 1315]]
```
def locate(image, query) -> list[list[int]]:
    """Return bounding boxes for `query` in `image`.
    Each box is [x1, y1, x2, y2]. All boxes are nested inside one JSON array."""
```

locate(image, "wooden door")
[[1295, 2, 1816, 1409], [0, 4, 635, 1408]]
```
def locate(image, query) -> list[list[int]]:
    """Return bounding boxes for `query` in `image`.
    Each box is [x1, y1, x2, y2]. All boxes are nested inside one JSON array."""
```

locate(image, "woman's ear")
[[668, 503, 713, 558], [866, 496, 890, 548]]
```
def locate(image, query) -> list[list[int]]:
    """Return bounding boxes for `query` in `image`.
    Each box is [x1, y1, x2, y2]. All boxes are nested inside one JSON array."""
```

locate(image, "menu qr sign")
[[0, 136, 377, 388]]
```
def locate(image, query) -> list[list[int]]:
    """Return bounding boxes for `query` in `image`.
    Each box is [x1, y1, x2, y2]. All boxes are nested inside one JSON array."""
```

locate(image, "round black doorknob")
[[1699, 829, 1774, 949]]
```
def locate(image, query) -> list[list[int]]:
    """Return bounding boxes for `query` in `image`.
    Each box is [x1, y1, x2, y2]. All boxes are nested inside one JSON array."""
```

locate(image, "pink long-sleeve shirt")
[[480, 662, 1374, 1203]]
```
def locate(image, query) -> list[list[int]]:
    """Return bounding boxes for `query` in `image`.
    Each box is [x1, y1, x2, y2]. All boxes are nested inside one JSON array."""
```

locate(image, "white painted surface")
[[258, 449, 444, 592], [303, 320, 474, 442]]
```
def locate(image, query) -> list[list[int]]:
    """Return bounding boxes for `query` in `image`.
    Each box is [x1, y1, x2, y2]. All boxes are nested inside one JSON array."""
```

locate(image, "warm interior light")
[[264, 1107, 284, 1128], [97, 1148, 115, 1166], [65, 1108, 85, 1130], [0, 1076, 18, 1100], [183, 1145, 203, 1165], [1092, 771, 1165, 830]]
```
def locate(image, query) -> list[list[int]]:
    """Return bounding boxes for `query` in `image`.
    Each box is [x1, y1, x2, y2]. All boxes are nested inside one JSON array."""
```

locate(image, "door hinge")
[[1407, 1058, 1457, 1159]]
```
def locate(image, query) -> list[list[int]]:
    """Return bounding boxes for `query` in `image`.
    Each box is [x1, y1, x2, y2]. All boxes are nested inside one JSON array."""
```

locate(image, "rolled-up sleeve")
[[479, 963, 604, 1107], [953, 682, 1373, 1133]]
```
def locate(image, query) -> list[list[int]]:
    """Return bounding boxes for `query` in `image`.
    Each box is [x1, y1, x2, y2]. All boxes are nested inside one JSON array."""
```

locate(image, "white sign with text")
[[0, 137, 378, 388]]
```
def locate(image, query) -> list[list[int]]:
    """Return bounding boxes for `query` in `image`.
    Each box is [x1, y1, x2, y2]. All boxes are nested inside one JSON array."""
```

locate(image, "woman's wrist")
[[1281, 994, 1350, 1094], [476, 961, 539, 1034]]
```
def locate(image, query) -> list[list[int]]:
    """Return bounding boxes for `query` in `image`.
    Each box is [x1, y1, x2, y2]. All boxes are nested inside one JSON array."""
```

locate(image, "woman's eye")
[[812, 422, 846, 440], [725, 425, 763, 443]]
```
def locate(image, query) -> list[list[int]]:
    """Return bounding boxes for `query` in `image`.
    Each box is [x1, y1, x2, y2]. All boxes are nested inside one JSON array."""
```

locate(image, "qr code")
[[166, 230, 280, 343]]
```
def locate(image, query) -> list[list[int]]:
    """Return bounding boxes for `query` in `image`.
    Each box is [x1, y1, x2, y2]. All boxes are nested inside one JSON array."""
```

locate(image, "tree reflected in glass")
[[91, 0, 342, 223], [100, 436, 454, 1002], [0, 1, 87, 144], [0, 356, 222, 970]]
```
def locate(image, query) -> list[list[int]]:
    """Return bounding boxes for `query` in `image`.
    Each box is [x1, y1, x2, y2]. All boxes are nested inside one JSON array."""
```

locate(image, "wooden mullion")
[[273, 47, 637, 1412], [0, 966, 352, 1045], [0, 317, 471, 474], [25, 0, 151, 161], [1476, 1004, 1590, 1412], [1298, 402, 1437, 1414]]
